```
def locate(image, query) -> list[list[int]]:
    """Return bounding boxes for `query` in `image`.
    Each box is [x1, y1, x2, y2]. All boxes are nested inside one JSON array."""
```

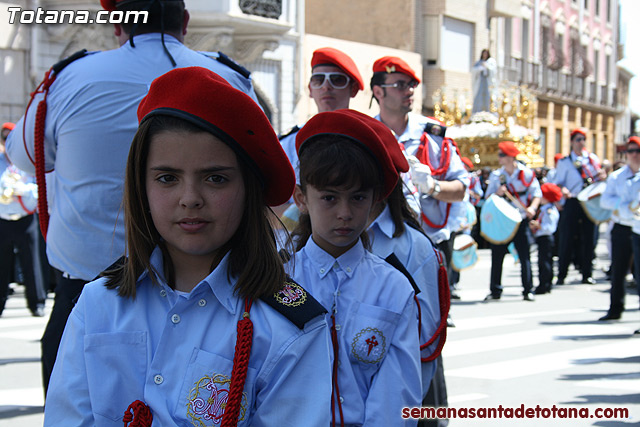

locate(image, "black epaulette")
[[260, 277, 327, 329], [216, 51, 251, 79], [51, 49, 91, 75], [278, 125, 300, 141], [384, 253, 421, 295]]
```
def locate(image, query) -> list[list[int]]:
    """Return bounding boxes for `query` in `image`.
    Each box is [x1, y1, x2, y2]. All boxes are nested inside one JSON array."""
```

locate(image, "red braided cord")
[[16, 196, 36, 215], [34, 99, 50, 238], [221, 298, 254, 427], [415, 132, 452, 177], [420, 203, 452, 229], [420, 248, 451, 363], [518, 170, 535, 187], [330, 314, 344, 427], [122, 400, 153, 427]]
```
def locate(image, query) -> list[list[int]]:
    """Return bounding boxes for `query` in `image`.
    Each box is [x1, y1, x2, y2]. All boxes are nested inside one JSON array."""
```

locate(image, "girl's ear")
[[293, 184, 307, 213]]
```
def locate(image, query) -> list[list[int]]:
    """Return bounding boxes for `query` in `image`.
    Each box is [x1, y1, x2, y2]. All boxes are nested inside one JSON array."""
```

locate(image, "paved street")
[[0, 228, 638, 426]]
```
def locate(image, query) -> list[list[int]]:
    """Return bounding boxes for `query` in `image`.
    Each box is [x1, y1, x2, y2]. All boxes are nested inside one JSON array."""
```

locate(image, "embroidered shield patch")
[[351, 327, 386, 364], [187, 373, 248, 426], [274, 282, 307, 307]]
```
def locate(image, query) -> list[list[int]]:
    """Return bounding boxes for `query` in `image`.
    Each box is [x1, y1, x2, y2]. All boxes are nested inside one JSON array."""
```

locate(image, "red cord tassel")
[[34, 98, 50, 238], [123, 400, 152, 427], [420, 249, 451, 362]]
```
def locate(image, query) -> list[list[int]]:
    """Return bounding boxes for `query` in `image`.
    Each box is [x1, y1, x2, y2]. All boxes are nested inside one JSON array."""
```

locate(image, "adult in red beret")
[[5, 0, 260, 396], [484, 141, 541, 302], [597, 136, 640, 321], [551, 128, 605, 286], [370, 54, 469, 418]]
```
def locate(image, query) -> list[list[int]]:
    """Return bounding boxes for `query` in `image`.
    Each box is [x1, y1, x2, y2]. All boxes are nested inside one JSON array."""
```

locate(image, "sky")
[[618, 0, 640, 117]]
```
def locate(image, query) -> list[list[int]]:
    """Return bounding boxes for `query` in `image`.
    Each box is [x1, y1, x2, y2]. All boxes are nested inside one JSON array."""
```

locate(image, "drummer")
[[552, 128, 606, 285], [598, 136, 640, 321], [484, 141, 541, 301]]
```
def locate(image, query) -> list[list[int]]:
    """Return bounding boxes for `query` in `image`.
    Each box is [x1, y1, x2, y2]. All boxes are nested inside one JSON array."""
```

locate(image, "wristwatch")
[[430, 180, 441, 197]]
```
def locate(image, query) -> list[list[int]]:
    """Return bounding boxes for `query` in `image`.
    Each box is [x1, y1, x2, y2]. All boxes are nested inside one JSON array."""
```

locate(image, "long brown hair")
[[104, 115, 286, 299], [292, 134, 382, 251], [385, 178, 422, 238]]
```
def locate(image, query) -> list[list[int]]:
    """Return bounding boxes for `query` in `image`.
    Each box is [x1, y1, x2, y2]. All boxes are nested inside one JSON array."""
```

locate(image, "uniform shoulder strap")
[[384, 253, 421, 295], [215, 51, 251, 79], [51, 49, 91, 74], [278, 125, 300, 141], [260, 277, 327, 329]]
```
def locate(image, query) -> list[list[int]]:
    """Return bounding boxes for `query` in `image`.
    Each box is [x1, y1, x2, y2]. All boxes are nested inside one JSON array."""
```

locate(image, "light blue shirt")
[[44, 248, 331, 426], [6, 33, 257, 280], [600, 165, 638, 226], [368, 205, 439, 396], [552, 151, 601, 197], [533, 202, 559, 237], [486, 162, 542, 218], [288, 238, 421, 426], [0, 153, 37, 220], [378, 113, 470, 243]]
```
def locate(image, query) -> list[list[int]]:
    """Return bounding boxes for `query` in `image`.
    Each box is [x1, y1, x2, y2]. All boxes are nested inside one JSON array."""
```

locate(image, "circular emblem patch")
[[274, 282, 307, 307], [351, 327, 386, 364], [187, 373, 247, 426]]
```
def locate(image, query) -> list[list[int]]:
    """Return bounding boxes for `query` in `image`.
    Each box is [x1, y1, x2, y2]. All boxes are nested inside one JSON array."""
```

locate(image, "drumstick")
[[503, 188, 529, 214]]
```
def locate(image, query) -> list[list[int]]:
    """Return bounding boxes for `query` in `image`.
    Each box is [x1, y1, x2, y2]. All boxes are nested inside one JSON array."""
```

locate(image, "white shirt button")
[[160, 290, 167, 297], [346, 267, 352, 273], [320, 268, 325, 274], [339, 396, 344, 403], [171, 314, 181, 324], [154, 374, 164, 385], [198, 299, 207, 307], [335, 324, 341, 331]]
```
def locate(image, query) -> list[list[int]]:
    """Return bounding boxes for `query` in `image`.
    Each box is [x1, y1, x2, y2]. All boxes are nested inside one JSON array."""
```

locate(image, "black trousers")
[[41, 271, 86, 396], [420, 355, 449, 427], [557, 198, 596, 280], [0, 215, 47, 314], [607, 223, 633, 315], [437, 236, 455, 288], [489, 221, 533, 296], [631, 233, 640, 310], [535, 235, 554, 292]]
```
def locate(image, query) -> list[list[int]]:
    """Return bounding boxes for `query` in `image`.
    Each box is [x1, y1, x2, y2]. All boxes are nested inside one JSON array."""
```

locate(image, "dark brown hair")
[[104, 115, 286, 299], [118, 0, 185, 35], [385, 178, 422, 238], [292, 134, 382, 251]]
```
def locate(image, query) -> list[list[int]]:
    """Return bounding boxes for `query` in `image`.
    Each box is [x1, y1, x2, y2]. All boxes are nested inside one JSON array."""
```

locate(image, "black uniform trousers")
[[0, 215, 47, 315], [557, 198, 596, 281], [489, 220, 533, 297], [41, 271, 86, 396], [535, 234, 554, 293], [631, 233, 640, 311], [607, 223, 633, 316]]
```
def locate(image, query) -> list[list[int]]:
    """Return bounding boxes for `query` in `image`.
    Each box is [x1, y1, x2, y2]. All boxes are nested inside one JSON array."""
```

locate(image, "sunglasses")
[[626, 148, 640, 154], [498, 152, 507, 157], [309, 72, 351, 89], [379, 80, 419, 91]]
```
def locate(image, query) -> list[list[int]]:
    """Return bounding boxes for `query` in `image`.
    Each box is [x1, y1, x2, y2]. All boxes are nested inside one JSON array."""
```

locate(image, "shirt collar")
[[302, 237, 364, 279], [144, 246, 238, 314], [369, 205, 395, 239], [124, 32, 181, 47]]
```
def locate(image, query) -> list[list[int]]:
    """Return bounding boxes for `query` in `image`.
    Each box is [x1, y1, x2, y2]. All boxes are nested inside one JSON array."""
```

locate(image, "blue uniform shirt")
[[289, 238, 421, 426], [368, 205, 439, 396], [378, 113, 470, 243], [6, 33, 258, 280], [600, 165, 639, 226], [486, 162, 542, 218], [552, 151, 601, 197], [44, 248, 331, 426], [533, 202, 560, 237]]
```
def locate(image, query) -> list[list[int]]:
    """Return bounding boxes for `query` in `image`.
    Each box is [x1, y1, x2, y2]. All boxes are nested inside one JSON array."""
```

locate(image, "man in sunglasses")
[[371, 56, 469, 427], [552, 129, 606, 286], [277, 47, 364, 218], [598, 136, 640, 321]]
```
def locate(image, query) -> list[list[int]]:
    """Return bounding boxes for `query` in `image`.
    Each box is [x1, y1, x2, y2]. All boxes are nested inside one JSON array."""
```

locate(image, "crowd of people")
[[0, 0, 637, 425]]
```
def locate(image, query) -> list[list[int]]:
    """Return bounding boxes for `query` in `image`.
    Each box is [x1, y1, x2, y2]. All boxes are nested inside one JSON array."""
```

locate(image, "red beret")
[[311, 48, 364, 91], [372, 56, 420, 83], [137, 66, 294, 206], [628, 136, 640, 147], [1, 122, 15, 131], [295, 110, 399, 199], [498, 141, 520, 158], [541, 183, 562, 203], [337, 109, 408, 173], [461, 157, 474, 170], [570, 128, 587, 139]]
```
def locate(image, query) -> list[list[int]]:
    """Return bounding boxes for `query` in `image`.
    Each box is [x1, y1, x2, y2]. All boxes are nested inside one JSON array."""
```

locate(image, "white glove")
[[407, 155, 435, 196]]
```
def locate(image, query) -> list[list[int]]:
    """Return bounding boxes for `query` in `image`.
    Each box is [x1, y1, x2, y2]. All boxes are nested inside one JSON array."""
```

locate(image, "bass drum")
[[451, 233, 478, 272], [480, 194, 522, 245], [577, 182, 611, 224]]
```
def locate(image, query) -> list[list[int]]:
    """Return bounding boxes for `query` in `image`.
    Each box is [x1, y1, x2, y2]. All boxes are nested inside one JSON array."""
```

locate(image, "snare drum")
[[451, 233, 478, 271], [577, 182, 611, 224], [480, 194, 522, 244]]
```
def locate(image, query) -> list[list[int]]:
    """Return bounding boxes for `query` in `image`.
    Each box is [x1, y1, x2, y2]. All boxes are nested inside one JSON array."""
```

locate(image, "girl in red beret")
[[530, 183, 562, 294], [290, 110, 421, 426], [44, 67, 331, 427]]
